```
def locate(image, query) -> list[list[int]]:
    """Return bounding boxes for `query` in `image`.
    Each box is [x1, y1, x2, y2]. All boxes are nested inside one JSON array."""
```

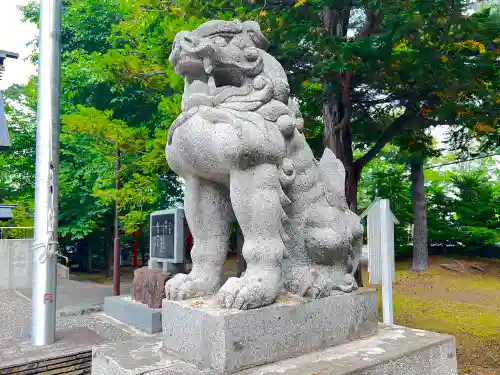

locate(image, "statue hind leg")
[[283, 205, 361, 297], [165, 175, 233, 300], [217, 164, 285, 309]]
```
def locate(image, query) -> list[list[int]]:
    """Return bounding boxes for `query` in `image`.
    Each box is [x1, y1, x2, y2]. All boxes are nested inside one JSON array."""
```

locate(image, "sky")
[[0, 0, 38, 90]]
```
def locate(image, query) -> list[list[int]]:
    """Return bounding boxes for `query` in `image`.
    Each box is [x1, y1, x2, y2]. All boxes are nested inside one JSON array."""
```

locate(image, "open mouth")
[[178, 58, 246, 93]]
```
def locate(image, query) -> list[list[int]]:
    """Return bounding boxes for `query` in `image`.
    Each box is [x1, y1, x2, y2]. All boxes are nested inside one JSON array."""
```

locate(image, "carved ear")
[[242, 21, 270, 50]]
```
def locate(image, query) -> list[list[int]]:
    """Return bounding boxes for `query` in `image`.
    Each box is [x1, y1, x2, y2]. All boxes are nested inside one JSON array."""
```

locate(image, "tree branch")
[[355, 109, 416, 169], [352, 97, 396, 106], [334, 70, 354, 130], [358, 9, 385, 37], [139, 70, 166, 81]]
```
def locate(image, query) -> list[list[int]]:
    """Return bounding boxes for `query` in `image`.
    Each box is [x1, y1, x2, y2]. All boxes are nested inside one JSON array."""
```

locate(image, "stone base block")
[[162, 288, 378, 374], [132, 267, 168, 309], [104, 295, 162, 333], [91, 325, 458, 375]]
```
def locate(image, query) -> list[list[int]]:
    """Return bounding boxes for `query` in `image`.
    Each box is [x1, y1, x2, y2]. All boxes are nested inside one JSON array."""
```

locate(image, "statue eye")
[[245, 48, 259, 61]]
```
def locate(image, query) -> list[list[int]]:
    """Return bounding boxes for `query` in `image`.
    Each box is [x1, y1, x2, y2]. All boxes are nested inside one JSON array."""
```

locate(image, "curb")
[[57, 303, 103, 317]]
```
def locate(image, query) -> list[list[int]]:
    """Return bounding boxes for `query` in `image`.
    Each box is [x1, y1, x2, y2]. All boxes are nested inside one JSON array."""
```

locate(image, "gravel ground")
[[0, 289, 31, 338], [0, 279, 132, 340]]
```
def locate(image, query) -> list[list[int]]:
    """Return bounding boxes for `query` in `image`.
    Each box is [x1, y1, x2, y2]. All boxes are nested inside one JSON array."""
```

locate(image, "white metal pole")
[[31, 0, 62, 346], [379, 199, 394, 325]]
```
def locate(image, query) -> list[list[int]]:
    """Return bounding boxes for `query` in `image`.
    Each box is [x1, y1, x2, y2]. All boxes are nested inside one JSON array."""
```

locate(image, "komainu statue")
[[165, 20, 364, 309]]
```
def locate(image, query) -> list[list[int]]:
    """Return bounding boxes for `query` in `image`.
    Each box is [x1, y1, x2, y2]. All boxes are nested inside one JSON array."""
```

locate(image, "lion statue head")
[[169, 20, 293, 111]]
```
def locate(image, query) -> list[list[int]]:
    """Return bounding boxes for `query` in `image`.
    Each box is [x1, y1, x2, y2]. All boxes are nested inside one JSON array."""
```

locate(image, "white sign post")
[[361, 198, 399, 325]]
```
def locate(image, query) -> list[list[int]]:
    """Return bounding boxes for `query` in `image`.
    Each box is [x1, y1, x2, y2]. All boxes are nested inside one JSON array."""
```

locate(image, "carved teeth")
[[203, 57, 213, 74]]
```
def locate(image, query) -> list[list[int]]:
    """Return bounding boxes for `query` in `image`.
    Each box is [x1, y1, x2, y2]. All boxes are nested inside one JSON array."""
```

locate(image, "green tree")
[[393, 130, 440, 271], [450, 165, 500, 255], [0, 85, 37, 230], [249, 0, 500, 210], [359, 148, 500, 259], [20, 0, 188, 271], [358, 145, 413, 256]]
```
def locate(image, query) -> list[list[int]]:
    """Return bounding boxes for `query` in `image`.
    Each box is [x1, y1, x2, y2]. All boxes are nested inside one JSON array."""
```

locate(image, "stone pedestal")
[[92, 288, 457, 375], [104, 295, 162, 333], [162, 289, 378, 374], [91, 325, 458, 375]]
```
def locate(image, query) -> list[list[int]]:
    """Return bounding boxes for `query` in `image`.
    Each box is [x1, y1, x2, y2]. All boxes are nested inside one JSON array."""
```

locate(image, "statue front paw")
[[165, 269, 220, 300], [216, 269, 282, 310]]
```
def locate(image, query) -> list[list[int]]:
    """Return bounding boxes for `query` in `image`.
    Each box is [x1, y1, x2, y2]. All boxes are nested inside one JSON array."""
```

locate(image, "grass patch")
[[393, 295, 500, 338], [367, 257, 500, 374]]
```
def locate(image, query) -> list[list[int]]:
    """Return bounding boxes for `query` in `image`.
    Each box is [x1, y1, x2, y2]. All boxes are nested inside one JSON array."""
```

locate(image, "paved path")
[[0, 279, 131, 339], [17, 279, 131, 310]]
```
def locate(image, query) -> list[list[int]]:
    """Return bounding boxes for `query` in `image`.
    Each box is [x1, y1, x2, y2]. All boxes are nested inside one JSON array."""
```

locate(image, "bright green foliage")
[[358, 146, 413, 254], [359, 149, 500, 257], [248, 0, 499, 176], [0, 86, 36, 201], [0, 86, 37, 229], [1, 0, 498, 268], [451, 169, 500, 252], [20, 0, 190, 241]]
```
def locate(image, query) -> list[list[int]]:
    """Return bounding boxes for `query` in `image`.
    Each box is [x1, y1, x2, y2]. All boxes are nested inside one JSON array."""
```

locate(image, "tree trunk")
[[321, 4, 363, 286], [345, 162, 362, 213], [411, 158, 428, 272], [321, 4, 358, 209], [104, 228, 113, 277]]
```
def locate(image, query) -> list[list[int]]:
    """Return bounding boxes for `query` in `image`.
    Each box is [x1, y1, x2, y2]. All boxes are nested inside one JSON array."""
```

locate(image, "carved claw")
[[332, 274, 357, 293], [217, 272, 281, 310], [165, 271, 220, 300], [284, 265, 357, 299]]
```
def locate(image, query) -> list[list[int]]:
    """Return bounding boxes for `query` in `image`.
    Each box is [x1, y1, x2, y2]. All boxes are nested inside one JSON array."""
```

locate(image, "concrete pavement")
[[0, 279, 132, 339], [17, 279, 131, 310]]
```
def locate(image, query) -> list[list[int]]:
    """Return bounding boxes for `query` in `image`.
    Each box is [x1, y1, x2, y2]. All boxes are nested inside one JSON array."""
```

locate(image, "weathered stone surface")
[[104, 295, 162, 334], [91, 325, 458, 375], [132, 267, 168, 308], [58, 304, 103, 317], [162, 289, 378, 374], [164, 19, 364, 310], [0, 240, 33, 290]]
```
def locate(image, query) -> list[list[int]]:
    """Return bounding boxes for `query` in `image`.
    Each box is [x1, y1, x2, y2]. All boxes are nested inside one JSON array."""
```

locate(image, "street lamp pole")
[[31, 0, 62, 346]]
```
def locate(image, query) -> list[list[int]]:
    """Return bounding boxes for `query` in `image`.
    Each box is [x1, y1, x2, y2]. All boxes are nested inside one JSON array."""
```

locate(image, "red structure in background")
[[132, 228, 145, 268], [186, 231, 193, 252]]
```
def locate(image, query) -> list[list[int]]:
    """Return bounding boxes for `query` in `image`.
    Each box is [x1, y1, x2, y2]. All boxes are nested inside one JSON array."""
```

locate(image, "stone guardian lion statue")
[[165, 20, 364, 310]]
